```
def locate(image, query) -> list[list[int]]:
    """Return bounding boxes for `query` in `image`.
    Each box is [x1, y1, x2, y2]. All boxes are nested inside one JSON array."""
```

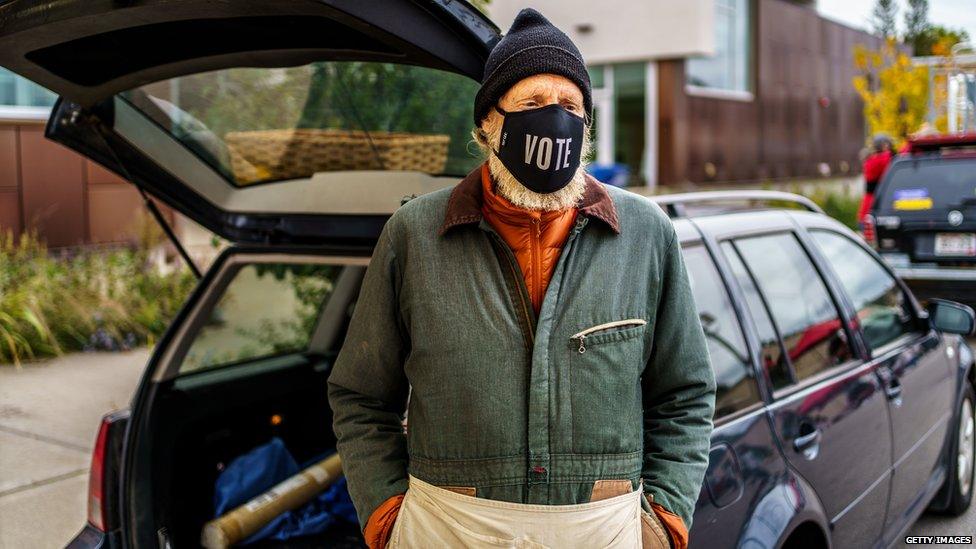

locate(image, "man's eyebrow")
[[558, 92, 583, 105], [516, 92, 548, 103]]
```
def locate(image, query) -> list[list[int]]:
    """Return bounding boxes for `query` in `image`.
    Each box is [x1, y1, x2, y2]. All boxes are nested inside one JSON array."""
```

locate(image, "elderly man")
[[328, 8, 715, 549]]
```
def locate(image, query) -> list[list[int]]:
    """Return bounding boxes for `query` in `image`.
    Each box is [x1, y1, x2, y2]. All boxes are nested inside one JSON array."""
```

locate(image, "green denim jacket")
[[327, 167, 716, 531]]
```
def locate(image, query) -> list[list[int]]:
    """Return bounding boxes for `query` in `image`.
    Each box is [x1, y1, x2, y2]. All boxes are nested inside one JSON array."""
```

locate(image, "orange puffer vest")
[[479, 164, 578, 314]]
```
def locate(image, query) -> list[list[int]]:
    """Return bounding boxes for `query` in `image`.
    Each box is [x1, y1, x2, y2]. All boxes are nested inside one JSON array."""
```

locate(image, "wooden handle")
[[201, 453, 343, 549]]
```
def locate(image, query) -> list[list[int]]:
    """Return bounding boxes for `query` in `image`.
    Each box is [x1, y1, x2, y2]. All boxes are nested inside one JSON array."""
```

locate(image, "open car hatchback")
[[0, 1, 499, 546]]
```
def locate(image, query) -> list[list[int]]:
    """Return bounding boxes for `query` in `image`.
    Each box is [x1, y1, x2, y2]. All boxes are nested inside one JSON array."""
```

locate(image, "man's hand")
[[364, 494, 404, 549], [640, 508, 673, 549]]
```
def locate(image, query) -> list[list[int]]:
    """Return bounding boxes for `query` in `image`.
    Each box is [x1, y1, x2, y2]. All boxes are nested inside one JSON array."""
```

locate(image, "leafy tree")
[[903, 0, 929, 48], [469, 0, 491, 15], [871, 0, 898, 39], [853, 39, 930, 147], [912, 25, 970, 56]]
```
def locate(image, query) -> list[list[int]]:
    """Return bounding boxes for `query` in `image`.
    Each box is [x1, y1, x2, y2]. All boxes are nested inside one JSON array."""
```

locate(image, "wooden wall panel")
[[0, 121, 155, 247], [87, 185, 142, 244], [86, 161, 127, 186], [663, 0, 881, 185], [0, 126, 19, 234], [87, 157, 144, 243], [0, 189, 21, 234], [0, 126, 17, 190], [19, 125, 86, 247], [658, 59, 689, 184]]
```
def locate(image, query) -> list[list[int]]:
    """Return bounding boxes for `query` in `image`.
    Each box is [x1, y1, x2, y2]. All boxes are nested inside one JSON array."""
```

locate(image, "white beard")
[[475, 116, 592, 212]]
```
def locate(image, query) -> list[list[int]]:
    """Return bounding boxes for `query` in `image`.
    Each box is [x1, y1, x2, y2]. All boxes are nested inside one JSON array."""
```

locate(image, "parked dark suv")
[[1, 2, 975, 548], [868, 133, 976, 305]]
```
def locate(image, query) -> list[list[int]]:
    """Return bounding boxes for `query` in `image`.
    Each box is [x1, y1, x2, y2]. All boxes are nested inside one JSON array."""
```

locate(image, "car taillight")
[[863, 213, 877, 247], [87, 418, 109, 531], [87, 410, 129, 532]]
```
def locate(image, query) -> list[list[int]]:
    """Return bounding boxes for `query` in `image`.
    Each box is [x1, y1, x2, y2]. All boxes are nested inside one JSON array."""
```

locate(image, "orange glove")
[[363, 494, 404, 549], [651, 502, 689, 549]]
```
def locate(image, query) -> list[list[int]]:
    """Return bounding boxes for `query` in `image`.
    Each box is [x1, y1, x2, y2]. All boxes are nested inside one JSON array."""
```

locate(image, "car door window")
[[810, 230, 919, 351], [734, 233, 853, 382], [682, 245, 759, 418], [721, 241, 793, 390], [179, 263, 342, 374]]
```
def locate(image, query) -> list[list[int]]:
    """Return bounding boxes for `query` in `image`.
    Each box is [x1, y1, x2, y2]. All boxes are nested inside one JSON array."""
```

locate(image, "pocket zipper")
[[570, 319, 647, 354]]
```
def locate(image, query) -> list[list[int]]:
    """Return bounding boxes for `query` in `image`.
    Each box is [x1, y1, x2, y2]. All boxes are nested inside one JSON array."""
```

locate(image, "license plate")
[[935, 233, 976, 256]]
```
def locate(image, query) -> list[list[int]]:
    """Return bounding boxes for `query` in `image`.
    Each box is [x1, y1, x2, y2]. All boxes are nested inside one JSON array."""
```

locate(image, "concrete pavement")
[[0, 347, 973, 548], [0, 350, 147, 549]]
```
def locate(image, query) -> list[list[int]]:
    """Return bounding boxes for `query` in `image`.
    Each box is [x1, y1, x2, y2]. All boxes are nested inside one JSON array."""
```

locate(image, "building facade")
[[0, 70, 160, 248], [0, 0, 884, 248], [491, 0, 882, 188]]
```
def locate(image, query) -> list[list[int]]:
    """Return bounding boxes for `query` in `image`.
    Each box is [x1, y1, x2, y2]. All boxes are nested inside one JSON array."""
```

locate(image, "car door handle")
[[793, 424, 822, 460], [884, 376, 903, 403]]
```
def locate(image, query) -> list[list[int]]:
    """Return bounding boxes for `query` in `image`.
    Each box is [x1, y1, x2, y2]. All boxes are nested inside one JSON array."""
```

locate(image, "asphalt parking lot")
[[0, 348, 973, 548]]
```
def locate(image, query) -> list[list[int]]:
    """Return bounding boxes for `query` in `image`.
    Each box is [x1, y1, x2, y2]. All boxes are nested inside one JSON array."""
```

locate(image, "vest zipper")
[[570, 319, 647, 353]]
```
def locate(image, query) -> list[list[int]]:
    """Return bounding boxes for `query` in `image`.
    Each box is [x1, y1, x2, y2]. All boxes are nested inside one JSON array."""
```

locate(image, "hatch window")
[[876, 157, 976, 213], [121, 61, 482, 186]]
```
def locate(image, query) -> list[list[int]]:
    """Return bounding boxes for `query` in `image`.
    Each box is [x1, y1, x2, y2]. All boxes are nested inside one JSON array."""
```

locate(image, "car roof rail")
[[647, 190, 825, 218], [904, 132, 976, 154]]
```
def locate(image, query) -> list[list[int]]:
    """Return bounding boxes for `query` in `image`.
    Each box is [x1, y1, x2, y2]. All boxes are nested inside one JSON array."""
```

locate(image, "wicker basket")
[[224, 128, 450, 184]]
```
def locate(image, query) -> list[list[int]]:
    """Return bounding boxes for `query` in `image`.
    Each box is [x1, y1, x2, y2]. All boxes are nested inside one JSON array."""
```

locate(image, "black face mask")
[[492, 104, 585, 194]]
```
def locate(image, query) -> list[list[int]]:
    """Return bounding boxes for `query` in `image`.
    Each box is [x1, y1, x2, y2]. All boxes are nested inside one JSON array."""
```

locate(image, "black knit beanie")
[[473, 8, 592, 126]]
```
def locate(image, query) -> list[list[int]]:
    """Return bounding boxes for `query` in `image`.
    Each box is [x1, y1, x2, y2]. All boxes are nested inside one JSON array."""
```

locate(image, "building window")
[[612, 63, 646, 186], [686, 0, 751, 94], [586, 63, 648, 186], [0, 68, 57, 109], [587, 65, 606, 89]]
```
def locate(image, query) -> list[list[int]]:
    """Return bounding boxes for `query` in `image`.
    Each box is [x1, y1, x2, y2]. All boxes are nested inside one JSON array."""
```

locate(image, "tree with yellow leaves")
[[853, 39, 930, 148]]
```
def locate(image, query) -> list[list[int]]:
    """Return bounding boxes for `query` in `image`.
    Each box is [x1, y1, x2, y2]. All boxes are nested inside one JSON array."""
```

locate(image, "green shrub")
[[0, 230, 195, 366], [804, 188, 861, 230]]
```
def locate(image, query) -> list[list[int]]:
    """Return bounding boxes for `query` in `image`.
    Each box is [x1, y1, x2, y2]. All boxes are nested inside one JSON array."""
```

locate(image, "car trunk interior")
[[0, 2, 496, 545], [127, 252, 370, 548], [147, 355, 363, 547]]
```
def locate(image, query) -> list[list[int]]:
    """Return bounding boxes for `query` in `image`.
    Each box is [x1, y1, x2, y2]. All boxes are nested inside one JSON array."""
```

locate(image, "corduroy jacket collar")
[[438, 164, 620, 236]]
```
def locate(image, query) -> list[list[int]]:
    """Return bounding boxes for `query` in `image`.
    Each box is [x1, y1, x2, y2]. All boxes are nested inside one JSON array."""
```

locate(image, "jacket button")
[[529, 465, 548, 484]]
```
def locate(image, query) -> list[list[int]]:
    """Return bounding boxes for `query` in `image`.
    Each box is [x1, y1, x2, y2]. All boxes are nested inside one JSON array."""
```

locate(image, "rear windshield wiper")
[[947, 197, 976, 209]]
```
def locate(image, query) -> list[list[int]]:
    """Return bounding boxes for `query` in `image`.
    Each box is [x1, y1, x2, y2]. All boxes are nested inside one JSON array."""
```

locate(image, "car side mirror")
[[927, 299, 976, 336]]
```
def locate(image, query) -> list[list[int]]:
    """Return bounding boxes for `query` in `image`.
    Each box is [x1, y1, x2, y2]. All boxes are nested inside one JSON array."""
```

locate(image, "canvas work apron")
[[386, 475, 643, 548]]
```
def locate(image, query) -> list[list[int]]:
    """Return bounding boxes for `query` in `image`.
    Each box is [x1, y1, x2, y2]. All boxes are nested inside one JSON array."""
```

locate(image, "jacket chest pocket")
[[568, 319, 647, 453]]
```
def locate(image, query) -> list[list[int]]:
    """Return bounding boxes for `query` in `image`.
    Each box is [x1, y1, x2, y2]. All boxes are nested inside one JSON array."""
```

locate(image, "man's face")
[[497, 73, 585, 117], [479, 74, 590, 212]]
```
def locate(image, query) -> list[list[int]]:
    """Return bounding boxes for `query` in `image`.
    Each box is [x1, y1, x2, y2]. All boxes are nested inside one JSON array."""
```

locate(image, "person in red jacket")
[[857, 134, 895, 227]]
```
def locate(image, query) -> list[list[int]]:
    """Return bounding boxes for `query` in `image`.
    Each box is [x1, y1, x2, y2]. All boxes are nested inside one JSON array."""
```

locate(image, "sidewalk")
[[0, 350, 147, 549]]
